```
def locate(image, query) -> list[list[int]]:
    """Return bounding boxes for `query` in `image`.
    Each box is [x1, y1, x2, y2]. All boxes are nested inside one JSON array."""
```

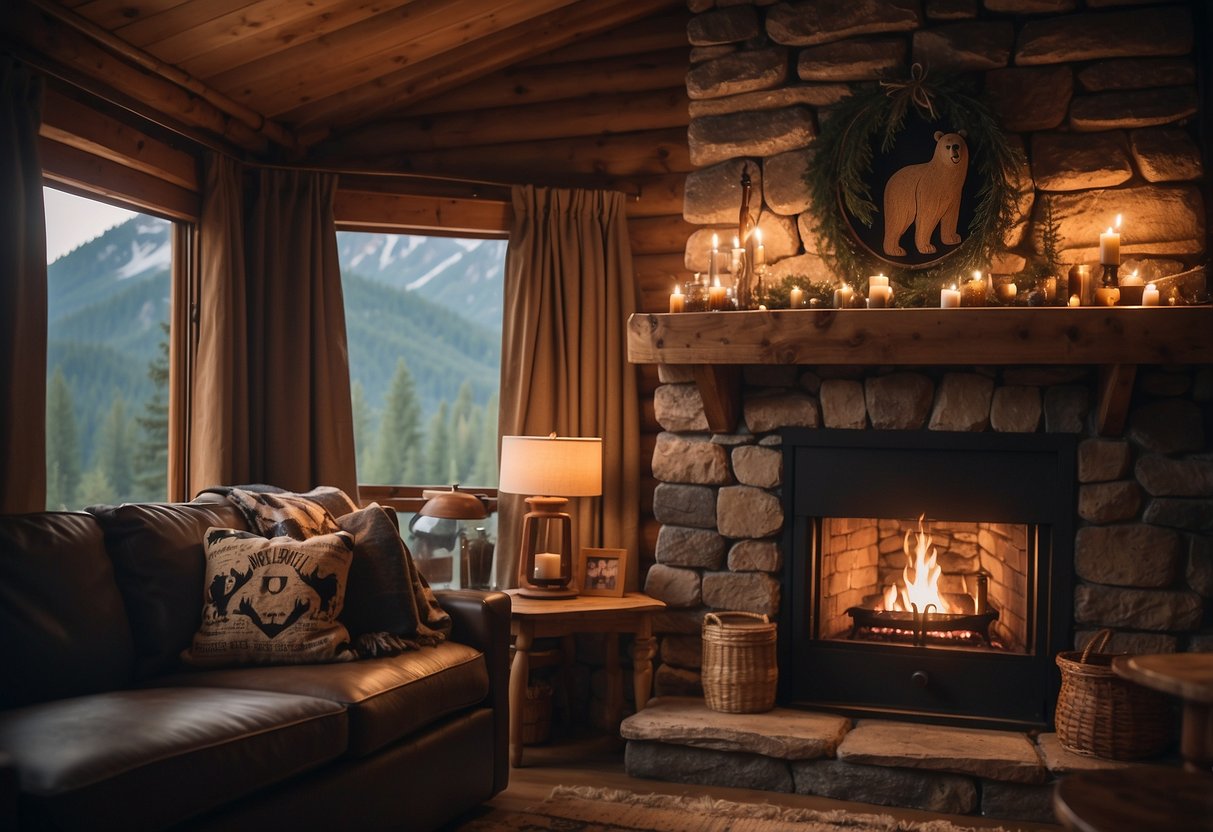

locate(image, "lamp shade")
[[418, 485, 489, 519], [498, 435, 602, 497]]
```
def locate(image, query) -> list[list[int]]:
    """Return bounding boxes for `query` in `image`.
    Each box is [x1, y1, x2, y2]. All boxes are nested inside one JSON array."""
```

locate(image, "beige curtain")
[[0, 58, 47, 514], [189, 160, 358, 499], [498, 185, 640, 589]]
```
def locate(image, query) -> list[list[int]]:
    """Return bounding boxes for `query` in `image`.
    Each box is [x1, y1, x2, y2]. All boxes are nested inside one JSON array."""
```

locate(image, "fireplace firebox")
[[779, 429, 1076, 729]]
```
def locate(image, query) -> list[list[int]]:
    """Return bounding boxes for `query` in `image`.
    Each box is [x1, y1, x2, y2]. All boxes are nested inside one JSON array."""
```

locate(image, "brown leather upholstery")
[[0, 688, 346, 831], [88, 502, 249, 679], [155, 641, 488, 757], [0, 512, 134, 707]]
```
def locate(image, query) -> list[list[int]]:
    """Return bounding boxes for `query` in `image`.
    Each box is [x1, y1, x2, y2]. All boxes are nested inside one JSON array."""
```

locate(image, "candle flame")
[[1147, 282, 1156, 290], [673, 282, 681, 295], [972, 270, 982, 281], [1115, 214, 1122, 230], [713, 276, 721, 288], [949, 283, 957, 291], [711, 233, 719, 248], [733, 235, 740, 248]]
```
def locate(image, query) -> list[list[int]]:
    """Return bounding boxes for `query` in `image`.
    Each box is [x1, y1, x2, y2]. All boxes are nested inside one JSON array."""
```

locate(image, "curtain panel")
[[498, 185, 640, 590], [0, 57, 47, 514]]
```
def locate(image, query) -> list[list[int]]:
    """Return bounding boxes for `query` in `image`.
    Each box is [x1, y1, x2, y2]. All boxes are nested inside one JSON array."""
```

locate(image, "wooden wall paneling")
[[41, 136, 200, 220], [634, 252, 690, 313], [628, 215, 697, 257], [637, 364, 661, 394], [40, 87, 199, 191], [640, 398, 659, 433], [641, 518, 661, 563], [625, 173, 685, 219], [333, 189, 510, 235]]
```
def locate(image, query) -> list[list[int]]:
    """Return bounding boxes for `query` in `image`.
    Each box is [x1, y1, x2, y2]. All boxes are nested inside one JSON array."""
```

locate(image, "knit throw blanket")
[[204, 484, 451, 658]]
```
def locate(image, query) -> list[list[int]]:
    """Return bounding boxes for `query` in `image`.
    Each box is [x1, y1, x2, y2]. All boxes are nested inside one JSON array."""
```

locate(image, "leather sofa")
[[0, 497, 510, 831]]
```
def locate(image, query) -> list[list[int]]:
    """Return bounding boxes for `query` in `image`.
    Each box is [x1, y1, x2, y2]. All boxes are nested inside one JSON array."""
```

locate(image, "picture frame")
[[578, 547, 627, 597]]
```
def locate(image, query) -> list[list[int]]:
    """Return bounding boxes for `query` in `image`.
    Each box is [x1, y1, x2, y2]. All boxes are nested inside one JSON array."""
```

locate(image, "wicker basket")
[[1054, 629, 1174, 760], [702, 611, 778, 714], [521, 681, 553, 745]]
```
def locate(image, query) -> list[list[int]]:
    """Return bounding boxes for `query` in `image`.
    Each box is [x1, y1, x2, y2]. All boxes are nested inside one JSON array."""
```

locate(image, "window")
[[337, 229, 506, 587], [43, 187, 174, 510]]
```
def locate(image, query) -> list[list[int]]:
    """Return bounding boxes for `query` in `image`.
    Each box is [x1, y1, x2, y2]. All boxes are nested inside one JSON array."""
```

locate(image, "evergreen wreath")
[[805, 65, 1023, 307]]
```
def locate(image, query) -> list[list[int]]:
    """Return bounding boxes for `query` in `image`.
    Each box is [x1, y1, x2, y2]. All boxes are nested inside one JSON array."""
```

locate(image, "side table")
[[1112, 652, 1213, 773], [505, 590, 665, 767]]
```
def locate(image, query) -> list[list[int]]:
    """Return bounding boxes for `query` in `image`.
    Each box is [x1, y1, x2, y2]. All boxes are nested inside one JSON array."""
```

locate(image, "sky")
[[43, 187, 137, 264]]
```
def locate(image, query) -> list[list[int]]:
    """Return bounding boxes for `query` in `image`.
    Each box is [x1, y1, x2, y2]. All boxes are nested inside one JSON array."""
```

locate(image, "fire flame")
[[878, 516, 952, 614]]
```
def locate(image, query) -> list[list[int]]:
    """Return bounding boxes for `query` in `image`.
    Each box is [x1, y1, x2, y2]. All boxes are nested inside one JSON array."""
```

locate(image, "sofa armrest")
[[435, 589, 511, 795]]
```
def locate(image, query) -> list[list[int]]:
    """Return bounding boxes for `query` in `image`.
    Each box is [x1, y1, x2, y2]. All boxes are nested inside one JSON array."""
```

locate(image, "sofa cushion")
[[155, 641, 488, 757], [182, 529, 358, 667], [88, 502, 248, 678], [0, 687, 346, 831], [0, 512, 133, 707]]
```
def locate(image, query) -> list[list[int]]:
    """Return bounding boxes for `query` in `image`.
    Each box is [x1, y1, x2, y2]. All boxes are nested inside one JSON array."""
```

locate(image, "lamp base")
[[516, 585, 579, 600]]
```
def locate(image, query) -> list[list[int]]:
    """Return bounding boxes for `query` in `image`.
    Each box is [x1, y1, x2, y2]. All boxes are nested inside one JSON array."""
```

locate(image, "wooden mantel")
[[626, 307, 1213, 435]]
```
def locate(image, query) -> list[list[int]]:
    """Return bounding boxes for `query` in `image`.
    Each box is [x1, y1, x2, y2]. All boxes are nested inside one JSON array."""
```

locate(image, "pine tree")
[[424, 400, 452, 484], [450, 382, 476, 481], [350, 381, 375, 481], [472, 392, 499, 487], [46, 367, 81, 510], [78, 467, 115, 507], [371, 358, 422, 484], [95, 394, 134, 500], [133, 324, 170, 500]]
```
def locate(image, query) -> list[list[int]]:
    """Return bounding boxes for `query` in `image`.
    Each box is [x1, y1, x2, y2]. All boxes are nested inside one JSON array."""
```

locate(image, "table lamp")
[[418, 484, 495, 589], [499, 434, 602, 599]]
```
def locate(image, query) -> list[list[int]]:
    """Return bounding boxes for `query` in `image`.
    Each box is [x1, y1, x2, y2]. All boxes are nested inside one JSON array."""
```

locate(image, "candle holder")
[[1100, 263, 1119, 289]]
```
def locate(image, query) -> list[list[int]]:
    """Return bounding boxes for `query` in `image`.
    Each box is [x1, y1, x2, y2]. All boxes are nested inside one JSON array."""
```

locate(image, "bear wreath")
[[804, 64, 1022, 308]]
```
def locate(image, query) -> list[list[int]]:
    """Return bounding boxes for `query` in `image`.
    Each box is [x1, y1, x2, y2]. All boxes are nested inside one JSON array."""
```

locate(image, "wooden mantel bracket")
[[1096, 364, 1137, 438], [692, 365, 741, 433]]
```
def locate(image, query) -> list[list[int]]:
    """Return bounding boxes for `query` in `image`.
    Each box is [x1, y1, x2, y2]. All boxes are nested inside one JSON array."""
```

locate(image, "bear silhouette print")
[[881, 130, 968, 257]]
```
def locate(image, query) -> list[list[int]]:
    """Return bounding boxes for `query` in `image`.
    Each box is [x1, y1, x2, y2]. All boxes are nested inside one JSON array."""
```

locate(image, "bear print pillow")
[[182, 528, 357, 667]]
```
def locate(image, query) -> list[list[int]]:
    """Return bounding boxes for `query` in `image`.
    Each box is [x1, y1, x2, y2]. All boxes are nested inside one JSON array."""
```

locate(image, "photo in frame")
[[578, 547, 627, 597]]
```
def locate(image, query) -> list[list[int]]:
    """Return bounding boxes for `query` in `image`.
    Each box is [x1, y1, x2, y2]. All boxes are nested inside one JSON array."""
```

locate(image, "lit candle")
[[753, 227, 765, 267], [833, 283, 853, 309], [709, 233, 719, 284], [869, 274, 889, 289], [868, 285, 892, 308], [1118, 269, 1144, 305], [534, 552, 562, 580], [960, 271, 986, 307], [1041, 276, 1057, 303], [708, 276, 727, 311], [730, 235, 743, 274], [789, 286, 804, 308], [1142, 283, 1160, 306], [669, 282, 685, 313], [1095, 285, 1120, 307], [940, 284, 960, 308], [1099, 214, 1121, 265], [1069, 294, 1081, 307], [995, 281, 1017, 304], [1119, 270, 1143, 286]]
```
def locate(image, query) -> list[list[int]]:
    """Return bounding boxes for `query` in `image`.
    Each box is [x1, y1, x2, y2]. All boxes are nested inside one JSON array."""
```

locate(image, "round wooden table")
[[1053, 767, 1213, 832], [1112, 653, 1213, 773]]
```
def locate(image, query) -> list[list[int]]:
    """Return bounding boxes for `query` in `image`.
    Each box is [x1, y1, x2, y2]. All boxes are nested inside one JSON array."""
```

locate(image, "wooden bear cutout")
[[881, 130, 969, 257]]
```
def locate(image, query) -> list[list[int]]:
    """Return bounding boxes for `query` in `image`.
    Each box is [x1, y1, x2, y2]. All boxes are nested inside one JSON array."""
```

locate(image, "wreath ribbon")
[[880, 63, 937, 120]]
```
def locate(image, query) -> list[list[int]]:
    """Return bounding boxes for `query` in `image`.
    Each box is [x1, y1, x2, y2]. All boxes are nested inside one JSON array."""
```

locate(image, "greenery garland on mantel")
[[802, 66, 1024, 308]]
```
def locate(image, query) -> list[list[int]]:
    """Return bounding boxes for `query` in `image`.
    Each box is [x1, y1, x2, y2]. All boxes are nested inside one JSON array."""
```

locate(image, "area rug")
[[459, 785, 1013, 831]]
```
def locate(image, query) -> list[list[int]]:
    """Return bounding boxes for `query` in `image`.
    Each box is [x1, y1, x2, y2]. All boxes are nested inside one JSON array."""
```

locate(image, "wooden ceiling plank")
[[179, 0, 415, 80], [72, 0, 191, 31], [114, 0, 253, 48], [518, 8, 689, 67], [285, 0, 680, 136], [207, 0, 576, 114], [407, 47, 689, 116]]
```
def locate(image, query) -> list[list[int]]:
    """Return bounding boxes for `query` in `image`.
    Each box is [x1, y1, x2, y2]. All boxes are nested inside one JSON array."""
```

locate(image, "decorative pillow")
[[182, 528, 357, 667]]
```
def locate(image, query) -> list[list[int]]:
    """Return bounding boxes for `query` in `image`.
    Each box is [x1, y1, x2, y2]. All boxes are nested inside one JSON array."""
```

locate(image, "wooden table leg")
[[605, 632, 622, 733], [1181, 700, 1213, 773], [509, 622, 533, 768], [632, 615, 657, 711]]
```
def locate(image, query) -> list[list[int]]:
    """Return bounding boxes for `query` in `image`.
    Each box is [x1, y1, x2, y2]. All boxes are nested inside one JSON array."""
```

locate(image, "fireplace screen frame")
[[779, 429, 1076, 730]]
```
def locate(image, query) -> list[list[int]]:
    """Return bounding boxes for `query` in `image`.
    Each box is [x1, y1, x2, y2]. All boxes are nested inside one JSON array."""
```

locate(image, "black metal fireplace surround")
[[779, 429, 1076, 730]]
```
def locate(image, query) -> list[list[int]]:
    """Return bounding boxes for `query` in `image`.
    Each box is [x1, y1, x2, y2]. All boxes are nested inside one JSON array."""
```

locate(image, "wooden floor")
[[444, 732, 1063, 831]]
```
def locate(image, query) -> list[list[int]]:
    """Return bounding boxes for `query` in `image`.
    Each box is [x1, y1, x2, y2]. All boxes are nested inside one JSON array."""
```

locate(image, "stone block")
[[1137, 368, 1192, 397], [1015, 8, 1193, 65], [621, 698, 850, 759], [983, 66, 1072, 133], [1130, 398, 1205, 454], [763, 148, 814, 215], [926, 0, 977, 20], [702, 570, 780, 615], [1074, 584, 1203, 631], [656, 524, 726, 570], [1031, 131, 1132, 192], [1130, 127, 1202, 183], [1077, 481, 1142, 524], [797, 212, 830, 255], [717, 485, 783, 539], [1078, 57, 1195, 92], [687, 48, 789, 100], [690, 44, 737, 65], [986, 0, 1075, 10], [654, 663, 703, 696], [684, 158, 763, 225], [1074, 524, 1182, 588], [1071, 87, 1198, 132], [1043, 385, 1089, 433], [990, 386, 1041, 433], [654, 607, 708, 635], [766, 0, 919, 47], [728, 539, 782, 573], [659, 636, 703, 670], [1036, 733, 1145, 775], [791, 759, 977, 814], [929, 372, 994, 432], [655, 383, 710, 432], [688, 5, 760, 46], [1074, 629, 1177, 654], [1189, 535, 1213, 597], [765, 252, 833, 285], [865, 373, 933, 430], [1078, 439, 1132, 483], [912, 22, 1013, 71], [743, 392, 820, 433], [688, 84, 851, 119], [732, 445, 782, 488], [653, 483, 717, 529], [1032, 186, 1205, 263], [685, 226, 736, 273], [837, 720, 1046, 784], [1136, 454, 1213, 497], [796, 38, 908, 82], [755, 210, 801, 262], [645, 563, 703, 609], [820, 379, 868, 429], [1143, 498, 1213, 532], [626, 740, 793, 791], [653, 432, 733, 486], [658, 364, 696, 384], [980, 780, 1057, 824], [689, 107, 816, 168]]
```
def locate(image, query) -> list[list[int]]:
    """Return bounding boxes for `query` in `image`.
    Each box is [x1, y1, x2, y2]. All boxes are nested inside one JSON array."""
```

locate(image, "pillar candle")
[[708, 277, 727, 311], [940, 285, 960, 308], [1094, 286, 1120, 307], [1041, 276, 1057, 303], [1143, 283, 1160, 306], [833, 283, 853, 309], [669, 283, 685, 313], [868, 285, 892, 308], [1099, 215, 1121, 265], [995, 281, 1017, 303], [731, 236, 743, 275], [1118, 270, 1144, 305], [789, 286, 804, 308], [709, 233, 719, 284], [1069, 294, 1081, 307], [869, 274, 889, 289], [534, 552, 562, 580], [753, 227, 765, 267], [960, 273, 986, 307]]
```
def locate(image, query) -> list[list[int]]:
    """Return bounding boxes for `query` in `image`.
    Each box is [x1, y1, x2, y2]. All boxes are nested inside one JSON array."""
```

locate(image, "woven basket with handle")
[[702, 611, 777, 714], [1054, 628, 1174, 760]]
